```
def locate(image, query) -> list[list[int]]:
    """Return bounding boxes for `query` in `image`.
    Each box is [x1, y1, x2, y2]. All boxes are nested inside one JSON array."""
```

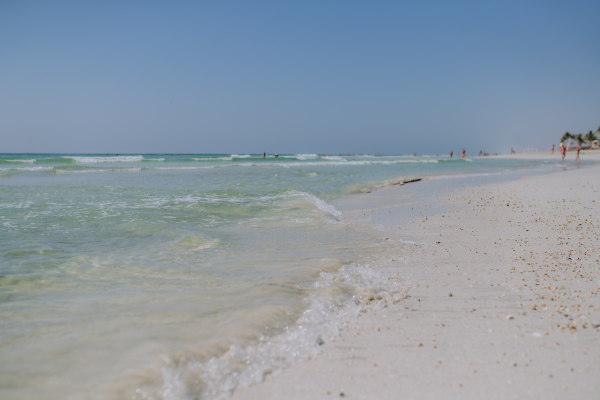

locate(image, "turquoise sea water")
[[0, 153, 569, 399]]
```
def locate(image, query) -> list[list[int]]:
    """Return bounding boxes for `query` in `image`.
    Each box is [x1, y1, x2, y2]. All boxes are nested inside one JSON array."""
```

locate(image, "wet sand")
[[230, 159, 600, 399]]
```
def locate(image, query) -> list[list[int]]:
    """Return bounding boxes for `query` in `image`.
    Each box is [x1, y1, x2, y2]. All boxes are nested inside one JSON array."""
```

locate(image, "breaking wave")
[[150, 258, 407, 400], [4, 159, 36, 163], [63, 155, 145, 163]]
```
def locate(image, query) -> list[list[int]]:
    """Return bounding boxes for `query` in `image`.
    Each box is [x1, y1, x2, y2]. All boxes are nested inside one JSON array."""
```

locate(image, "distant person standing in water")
[[551, 144, 555, 155], [450, 150, 453, 158], [561, 144, 566, 161], [263, 151, 266, 158], [461, 149, 465, 157], [576, 145, 580, 162]]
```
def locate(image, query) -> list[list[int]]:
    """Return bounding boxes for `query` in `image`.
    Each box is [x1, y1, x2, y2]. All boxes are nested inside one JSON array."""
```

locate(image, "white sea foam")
[[295, 192, 342, 218], [130, 191, 343, 221], [274, 159, 420, 168], [0, 200, 34, 209], [139, 191, 343, 219], [169, 194, 246, 206], [151, 166, 218, 170], [157, 261, 406, 400], [231, 154, 252, 158], [281, 154, 319, 160], [0, 166, 52, 171], [6, 159, 36, 163], [192, 157, 233, 161], [0, 157, 446, 174], [63, 156, 144, 163], [355, 155, 412, 158], [52, 165, 219, 174], [54, 168, 143, 173]]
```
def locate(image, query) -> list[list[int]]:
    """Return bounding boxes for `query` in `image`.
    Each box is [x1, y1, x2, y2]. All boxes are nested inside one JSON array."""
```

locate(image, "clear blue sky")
[[1, 1, 599, 154]]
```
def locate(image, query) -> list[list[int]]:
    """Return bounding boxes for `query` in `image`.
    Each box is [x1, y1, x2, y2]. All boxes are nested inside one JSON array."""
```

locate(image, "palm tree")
[[560, 132, 572, 143], [584, 130, 598, 144], [575, 133, 585, 147]]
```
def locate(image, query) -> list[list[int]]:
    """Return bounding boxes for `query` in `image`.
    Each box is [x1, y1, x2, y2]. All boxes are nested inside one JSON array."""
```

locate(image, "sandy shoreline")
[[230, 159, 600, 399], [493, 149, 600, 160]]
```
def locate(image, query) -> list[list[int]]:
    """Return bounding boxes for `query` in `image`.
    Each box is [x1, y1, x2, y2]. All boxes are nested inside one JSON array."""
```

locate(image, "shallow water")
[[0, 153, 574, 399]]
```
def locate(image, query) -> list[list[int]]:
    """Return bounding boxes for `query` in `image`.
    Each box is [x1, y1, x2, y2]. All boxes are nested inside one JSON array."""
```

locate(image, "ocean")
[[0, 153, 568, 399]]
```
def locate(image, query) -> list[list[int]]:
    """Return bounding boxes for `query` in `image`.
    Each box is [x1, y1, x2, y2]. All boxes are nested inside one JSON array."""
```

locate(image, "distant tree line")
[[560, 126, 599, 148]]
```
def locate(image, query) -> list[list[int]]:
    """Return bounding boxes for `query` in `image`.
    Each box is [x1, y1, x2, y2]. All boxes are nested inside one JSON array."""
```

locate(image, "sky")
[[1, 0, 599, 155]]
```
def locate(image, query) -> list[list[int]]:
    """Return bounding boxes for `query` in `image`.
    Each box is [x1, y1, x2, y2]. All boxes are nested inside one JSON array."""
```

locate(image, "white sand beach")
[[495, 149, 600, 160], [231, 156, 600, 399], [3, 2, 599, 398]]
